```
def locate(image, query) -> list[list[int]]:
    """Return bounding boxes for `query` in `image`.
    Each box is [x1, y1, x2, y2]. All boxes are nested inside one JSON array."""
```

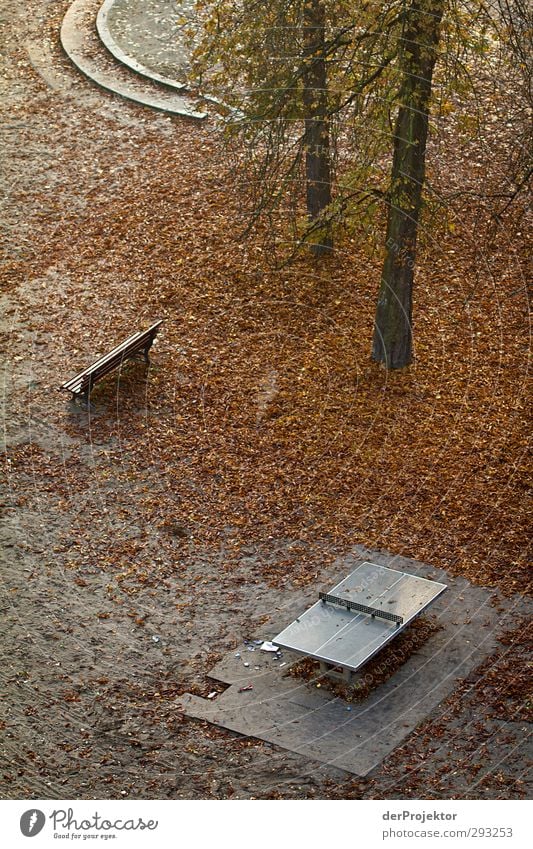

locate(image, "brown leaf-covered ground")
[[0, 1, 531, 799]]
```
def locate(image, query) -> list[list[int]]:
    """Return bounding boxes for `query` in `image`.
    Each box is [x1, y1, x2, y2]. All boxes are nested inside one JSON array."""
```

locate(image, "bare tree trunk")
[[302, 0, 333, 255], [372, 0, 444, 368]]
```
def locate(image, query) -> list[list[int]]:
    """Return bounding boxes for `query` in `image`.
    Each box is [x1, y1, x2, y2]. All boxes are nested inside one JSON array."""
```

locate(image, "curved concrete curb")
[[97, 0, 236, 116], [96, 0, 187, 93], [60, 0, 207, 120]]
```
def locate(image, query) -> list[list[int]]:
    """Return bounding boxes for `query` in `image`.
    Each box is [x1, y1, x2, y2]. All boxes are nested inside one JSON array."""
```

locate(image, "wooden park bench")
[[59, 319, 163, 409]]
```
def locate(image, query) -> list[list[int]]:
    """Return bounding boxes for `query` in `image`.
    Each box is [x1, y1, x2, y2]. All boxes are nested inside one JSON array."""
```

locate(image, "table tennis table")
[[273, 561, 447, 681]]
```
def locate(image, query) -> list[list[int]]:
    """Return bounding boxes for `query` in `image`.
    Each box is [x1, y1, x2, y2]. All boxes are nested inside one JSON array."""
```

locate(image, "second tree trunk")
[[372, 0, 444, 368]]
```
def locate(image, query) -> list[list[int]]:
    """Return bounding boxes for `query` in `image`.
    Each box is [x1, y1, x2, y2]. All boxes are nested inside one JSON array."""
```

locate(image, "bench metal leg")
[[131, 340, 154, 366], [143, 337, 156, 364], [72, 389, 94, 412]]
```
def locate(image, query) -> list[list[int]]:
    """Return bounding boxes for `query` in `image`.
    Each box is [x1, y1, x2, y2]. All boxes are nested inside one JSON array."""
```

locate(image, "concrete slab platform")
[[176, 547, 530, 776]]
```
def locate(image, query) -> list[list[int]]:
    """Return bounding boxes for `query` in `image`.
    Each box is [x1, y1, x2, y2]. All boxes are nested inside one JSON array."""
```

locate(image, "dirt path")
[[1, 1, 531, 800]]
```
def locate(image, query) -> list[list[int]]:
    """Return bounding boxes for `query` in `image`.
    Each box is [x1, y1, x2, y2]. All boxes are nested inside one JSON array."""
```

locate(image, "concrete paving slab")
[[61, 0, 207, 119], [176, 547, 531, 776]]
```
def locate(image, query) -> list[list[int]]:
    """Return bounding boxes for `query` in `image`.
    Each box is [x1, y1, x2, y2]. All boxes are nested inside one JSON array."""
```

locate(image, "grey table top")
[[273, 561, 447, 672]]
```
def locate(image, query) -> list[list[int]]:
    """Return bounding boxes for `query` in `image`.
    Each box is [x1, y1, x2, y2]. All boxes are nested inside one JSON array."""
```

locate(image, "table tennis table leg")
[[319, 661, 354, 683]]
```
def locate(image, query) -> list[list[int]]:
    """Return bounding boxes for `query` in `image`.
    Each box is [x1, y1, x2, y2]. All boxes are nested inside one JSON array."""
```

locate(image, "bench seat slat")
[[62, 336, 151, 391], [59, 320, 163, 398], [61, 328, 147, 387]]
